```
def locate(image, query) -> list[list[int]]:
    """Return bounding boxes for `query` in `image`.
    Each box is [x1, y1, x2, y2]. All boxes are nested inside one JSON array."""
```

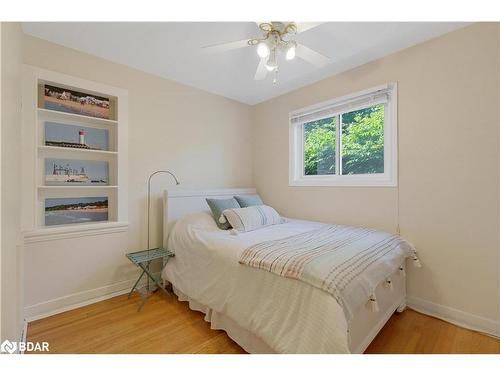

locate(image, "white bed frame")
[[162, 187, 407, 354]]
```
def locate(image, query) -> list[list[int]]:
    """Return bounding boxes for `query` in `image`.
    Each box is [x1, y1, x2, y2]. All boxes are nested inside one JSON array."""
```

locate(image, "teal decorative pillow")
[[234, 194, 264, 208], [206, 198, 241, 230]]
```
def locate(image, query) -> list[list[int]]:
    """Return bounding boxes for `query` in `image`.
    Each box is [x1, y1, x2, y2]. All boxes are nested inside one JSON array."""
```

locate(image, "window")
[[289, 84, 397, 186]]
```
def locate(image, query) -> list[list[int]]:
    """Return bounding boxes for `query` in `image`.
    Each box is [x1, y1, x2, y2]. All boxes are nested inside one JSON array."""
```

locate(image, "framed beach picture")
[[44, 197, 108, 226], [45, 122, 109, 151], [44, 84, 110, 119], [45, 159, 109, 186]]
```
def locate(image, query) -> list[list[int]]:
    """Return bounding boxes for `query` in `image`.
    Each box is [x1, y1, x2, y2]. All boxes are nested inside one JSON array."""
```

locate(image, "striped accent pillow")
[[220, 205, 284, 233]]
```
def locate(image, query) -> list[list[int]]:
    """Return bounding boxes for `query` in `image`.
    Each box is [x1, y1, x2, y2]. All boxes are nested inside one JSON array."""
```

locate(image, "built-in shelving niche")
[[35, 78, 121, 229]]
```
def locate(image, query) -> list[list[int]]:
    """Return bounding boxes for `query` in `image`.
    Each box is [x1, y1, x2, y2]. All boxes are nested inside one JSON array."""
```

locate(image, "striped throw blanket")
[[239, 224, 416, 320]]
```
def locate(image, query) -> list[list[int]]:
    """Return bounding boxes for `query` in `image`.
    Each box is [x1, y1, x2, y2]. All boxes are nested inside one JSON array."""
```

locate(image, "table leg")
[[138, 262, 170, 296], [128, 269, 146, 299]]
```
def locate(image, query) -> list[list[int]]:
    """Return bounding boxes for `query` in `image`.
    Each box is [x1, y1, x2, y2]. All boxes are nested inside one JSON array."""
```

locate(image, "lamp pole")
[[146, 170, 179, 291]]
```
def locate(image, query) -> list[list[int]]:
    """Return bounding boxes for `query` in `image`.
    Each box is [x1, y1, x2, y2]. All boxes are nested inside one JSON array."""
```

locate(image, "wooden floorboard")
[[27, 291, 500, 354]]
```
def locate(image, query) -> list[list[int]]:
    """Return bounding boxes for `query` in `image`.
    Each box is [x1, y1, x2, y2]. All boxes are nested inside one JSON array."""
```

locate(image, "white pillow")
[[220, 205, 284, 233], [180, 211, 219, 230]]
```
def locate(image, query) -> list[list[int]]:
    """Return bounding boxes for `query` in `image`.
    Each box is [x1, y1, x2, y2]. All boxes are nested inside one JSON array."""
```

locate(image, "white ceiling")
[[22, 22, 468, 105]]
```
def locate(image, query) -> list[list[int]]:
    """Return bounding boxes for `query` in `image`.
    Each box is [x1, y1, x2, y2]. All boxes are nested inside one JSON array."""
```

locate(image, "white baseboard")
[[407, 296, 500, 338], [19, 319, 28, 354], [24, 272, 160, 322]]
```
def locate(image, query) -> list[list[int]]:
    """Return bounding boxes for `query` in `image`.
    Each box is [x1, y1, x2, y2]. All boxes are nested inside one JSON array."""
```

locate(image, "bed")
[[161, 188, 412, 353]]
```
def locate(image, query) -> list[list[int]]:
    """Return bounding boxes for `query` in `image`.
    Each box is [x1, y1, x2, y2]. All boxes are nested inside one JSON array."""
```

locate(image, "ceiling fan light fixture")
[[265, 62, 277, 71], [256, 42, 270, 58], [285, 43, 296, 60], [203, 22, 328, 83], [265, 50, 278, 71]]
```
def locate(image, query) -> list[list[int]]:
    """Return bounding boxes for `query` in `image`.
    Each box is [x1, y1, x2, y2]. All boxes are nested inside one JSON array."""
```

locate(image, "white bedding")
[[162, 212, 350, 353]]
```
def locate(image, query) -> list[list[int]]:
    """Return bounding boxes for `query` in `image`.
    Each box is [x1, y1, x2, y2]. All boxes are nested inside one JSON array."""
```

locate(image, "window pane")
[[303, 117, 336, 176], [341, 105, 384, 175]]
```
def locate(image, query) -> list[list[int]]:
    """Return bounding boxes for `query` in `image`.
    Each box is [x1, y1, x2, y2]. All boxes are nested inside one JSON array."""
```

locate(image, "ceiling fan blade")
[[254, 58, 268, 80], [296, 43, 330, 67], [202, 39, 249, 53], [294, 22, 322, 34]]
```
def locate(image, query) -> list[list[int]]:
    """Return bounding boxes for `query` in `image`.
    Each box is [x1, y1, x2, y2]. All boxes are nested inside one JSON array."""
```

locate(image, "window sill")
[[23, 221, 129, 244], [289, 176, 397, 187]]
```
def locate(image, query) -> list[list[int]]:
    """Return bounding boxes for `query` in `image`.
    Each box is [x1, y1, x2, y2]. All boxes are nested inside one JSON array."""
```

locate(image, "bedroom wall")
[[253, 23, 500, 330], [1, 22, 24, 341], [21, 34, 253, 318]]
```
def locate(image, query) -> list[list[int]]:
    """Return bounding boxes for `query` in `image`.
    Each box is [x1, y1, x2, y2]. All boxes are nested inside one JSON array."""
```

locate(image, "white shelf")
[[38, 185, 118, 189], [37, 107, 118, 127], [38, 145, 118, 156]]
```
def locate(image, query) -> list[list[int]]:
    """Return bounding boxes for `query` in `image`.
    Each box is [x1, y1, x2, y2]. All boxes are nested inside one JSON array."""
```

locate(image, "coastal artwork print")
[[45, 197, 108, 226], [44, 84, 110, 119], [45, 122, 109, 151], [45, 159, 109, 186]]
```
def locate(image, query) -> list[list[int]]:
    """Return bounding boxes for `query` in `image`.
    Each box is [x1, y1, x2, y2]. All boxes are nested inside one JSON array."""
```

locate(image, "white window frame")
[[289, 83, 397, 187]]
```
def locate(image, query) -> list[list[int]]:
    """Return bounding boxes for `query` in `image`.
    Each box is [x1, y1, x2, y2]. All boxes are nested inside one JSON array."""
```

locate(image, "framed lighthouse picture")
[[45, 158, 109, 186], [44, 122, 109, 151]]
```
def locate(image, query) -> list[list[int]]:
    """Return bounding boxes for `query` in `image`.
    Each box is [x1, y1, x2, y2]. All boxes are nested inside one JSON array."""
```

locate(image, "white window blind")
[[290, 87, 391, 125]]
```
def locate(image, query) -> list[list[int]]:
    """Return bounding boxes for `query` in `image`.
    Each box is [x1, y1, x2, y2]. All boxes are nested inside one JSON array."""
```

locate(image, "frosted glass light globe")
[[257, 42, 270, 58], [286, 45, 296, 60], [265, 61, 277, 71]]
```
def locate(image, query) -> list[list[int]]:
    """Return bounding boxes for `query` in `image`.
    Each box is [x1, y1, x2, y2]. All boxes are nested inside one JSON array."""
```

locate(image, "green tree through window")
[[303, 105, 384, 176], [342, 105, 384, 174], [304, 117, 336, 175]]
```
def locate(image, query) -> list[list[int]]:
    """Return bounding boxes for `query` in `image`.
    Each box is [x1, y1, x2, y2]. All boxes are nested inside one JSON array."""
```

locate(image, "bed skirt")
[[173, 286, 276, 354], [170, 264, 406, 354]]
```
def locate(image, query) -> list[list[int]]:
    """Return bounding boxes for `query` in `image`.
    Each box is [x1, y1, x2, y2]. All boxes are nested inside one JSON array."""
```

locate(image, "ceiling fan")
[[202, 22, 330, 83]]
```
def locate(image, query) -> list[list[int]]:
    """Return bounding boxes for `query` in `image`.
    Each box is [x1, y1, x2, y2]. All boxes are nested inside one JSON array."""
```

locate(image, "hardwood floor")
[[28, 292, 245, 354], [27, 291, 500, 354], [365, 309, 500, 354]]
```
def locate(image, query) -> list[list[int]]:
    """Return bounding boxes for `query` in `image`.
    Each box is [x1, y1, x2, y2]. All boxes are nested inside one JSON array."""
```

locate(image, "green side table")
[[126, 247, 175, 311]]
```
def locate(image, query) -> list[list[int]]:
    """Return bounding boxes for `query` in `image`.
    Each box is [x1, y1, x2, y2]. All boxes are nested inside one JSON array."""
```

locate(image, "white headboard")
[[162, 187, 257, 248]]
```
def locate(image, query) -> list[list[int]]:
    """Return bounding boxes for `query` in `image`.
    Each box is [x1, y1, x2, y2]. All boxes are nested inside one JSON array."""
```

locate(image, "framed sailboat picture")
[[45, 158, 109, 186]]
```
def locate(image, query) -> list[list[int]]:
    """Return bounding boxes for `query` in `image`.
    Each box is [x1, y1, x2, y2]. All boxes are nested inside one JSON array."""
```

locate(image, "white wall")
[[1, 22, 23, 341], [253, 23, 500, 331], [22, 34, 254, 319]]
